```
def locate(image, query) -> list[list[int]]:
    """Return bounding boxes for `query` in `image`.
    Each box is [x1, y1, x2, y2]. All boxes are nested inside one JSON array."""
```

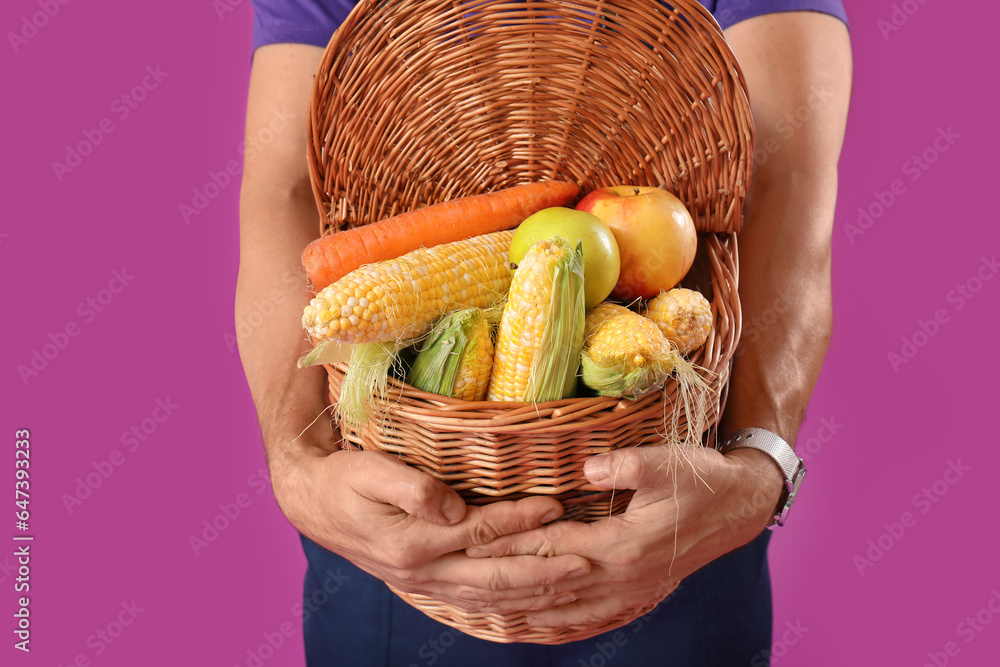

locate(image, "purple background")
[[2, 1, 997, 665]]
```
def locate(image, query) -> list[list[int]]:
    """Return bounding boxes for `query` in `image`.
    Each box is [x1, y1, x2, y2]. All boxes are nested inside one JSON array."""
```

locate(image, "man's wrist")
[[719, 428, 806, 528], [724, 447, 785, 527], [265, 427, 346, 535], [264, 415, 339, 474]]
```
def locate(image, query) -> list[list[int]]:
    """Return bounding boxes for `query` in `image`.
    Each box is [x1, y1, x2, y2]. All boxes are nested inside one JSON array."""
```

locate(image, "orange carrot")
[[302, 181, 579, 292]]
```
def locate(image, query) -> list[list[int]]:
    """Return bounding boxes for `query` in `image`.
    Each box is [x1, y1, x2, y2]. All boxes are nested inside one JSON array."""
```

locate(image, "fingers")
[[525, 579, 680, 628], [584, 446, 669, 490], [434, 495, 565, 554], [349, 451, 466, 526], [465, 518, 599, 558], [452, 576, 588, 608], [347, 451, 567, 537], [430, 552, 589, 591], [527, 594, 627, 628], [584, 444, 717, 490], [408, 552, 590, 613]]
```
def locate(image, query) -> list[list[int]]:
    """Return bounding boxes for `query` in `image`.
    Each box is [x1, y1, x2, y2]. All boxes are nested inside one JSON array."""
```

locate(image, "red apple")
[[576, 186, 697, 301]]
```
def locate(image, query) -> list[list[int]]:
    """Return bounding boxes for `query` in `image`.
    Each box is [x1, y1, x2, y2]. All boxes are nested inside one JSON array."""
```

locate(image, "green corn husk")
[[299, 338, 414, 427], [297, 338, 354, 368], [337, 341, 405, 429], [580, 351, 663, 398], [408, 307, 495, 401], [579, 302, 714, 445], [487, 237, 585, 402], [529, 239, 587, 401]]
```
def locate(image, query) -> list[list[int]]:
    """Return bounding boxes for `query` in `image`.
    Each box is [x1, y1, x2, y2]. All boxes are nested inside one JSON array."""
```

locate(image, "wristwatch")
[[717, 428, 806, 529]]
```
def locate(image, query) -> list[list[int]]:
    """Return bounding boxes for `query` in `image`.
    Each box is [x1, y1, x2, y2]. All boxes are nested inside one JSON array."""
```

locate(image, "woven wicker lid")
[[307, 0, 754, 235]]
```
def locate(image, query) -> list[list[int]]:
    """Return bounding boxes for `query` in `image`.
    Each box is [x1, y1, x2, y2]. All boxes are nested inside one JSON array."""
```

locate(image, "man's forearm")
[[720, 168, 836, 447], [721, 13, 852, 450], [236, 184, 339, 463], [236, 44, 338, 487]]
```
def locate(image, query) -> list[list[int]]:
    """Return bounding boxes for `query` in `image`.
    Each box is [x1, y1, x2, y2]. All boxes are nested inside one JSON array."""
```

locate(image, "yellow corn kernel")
[[584, 303, 664, 370], [408, 308, 495, 402], [452, 313, 494, 401], [302, 231, 513, 344], [582, 302, 712, 444], [643, 288, 712, 354], [581, 302, 706, 399], [487, 238, 585, 402]]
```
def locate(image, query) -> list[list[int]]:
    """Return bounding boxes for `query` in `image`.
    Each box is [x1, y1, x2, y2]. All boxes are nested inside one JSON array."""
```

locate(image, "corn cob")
[[302, 230, 513, 344], [409, 308, 495, 402], [487, 237, 586, 402], [581, 302, 707, 400], [643, 288, 713, 354]]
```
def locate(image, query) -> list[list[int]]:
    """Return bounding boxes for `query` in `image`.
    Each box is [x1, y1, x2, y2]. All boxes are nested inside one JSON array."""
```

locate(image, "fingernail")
[[567, 567, 588, 580], [458, 590, 481, 601], [466, 546, 487, 558], [554, 594, 575, 605], [584, 455, 611, 484], [541, 508, 563, 523], [442, 494, 465, 524]]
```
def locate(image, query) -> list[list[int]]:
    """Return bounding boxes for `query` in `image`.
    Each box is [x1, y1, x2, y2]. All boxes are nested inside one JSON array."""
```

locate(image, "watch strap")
[[717, 428, 806, 528]]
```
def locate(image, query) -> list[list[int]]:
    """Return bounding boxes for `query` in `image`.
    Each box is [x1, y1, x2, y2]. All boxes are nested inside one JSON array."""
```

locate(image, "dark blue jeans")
[[300, 530, 772, 666]]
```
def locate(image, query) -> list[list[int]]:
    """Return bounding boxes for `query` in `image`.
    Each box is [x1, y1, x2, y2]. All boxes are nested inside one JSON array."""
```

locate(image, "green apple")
[[509, 207, 620, 309]]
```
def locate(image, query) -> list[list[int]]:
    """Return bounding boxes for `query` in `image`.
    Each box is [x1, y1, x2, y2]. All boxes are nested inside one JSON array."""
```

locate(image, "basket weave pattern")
[[308, 0, 752, 645]]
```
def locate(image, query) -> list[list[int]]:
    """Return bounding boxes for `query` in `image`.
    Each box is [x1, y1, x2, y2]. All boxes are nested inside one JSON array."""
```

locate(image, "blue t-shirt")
[[251, 0, 847, 51]]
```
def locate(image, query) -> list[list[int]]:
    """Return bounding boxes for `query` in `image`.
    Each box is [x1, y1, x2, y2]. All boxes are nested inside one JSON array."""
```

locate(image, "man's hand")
[[464, 445, 782, 626], [272, 442, 591, 613], [464, 10, 852, 629], [238, 43, 589, 617]]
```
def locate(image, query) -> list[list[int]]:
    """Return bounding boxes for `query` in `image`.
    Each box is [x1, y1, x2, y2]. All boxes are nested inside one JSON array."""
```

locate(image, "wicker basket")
[[307, 0, 752, 645]]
